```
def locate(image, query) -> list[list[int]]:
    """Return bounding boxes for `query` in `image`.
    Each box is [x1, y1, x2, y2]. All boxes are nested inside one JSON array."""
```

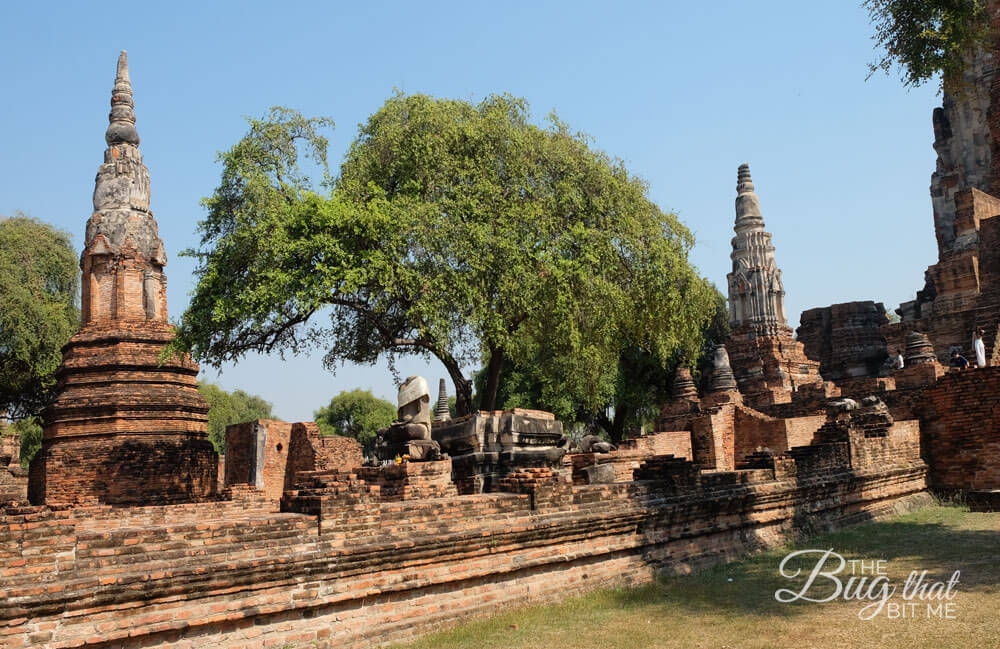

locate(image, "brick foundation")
[[0, 446, 928, 649]]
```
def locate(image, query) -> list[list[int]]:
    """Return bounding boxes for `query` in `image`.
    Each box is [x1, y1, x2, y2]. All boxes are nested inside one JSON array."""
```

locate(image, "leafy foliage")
[[865, 0, 991, 90], [314, 389, 397, 454], [0, 215, 79, 419], [10, 417, 42, 468], [478, 287, 729, 442], [197, 381, 275, 453], [176, 96, 718, 418]]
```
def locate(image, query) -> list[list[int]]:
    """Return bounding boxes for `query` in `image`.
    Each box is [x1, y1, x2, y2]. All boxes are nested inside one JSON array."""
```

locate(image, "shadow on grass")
[[610, 505, 1000, 620]]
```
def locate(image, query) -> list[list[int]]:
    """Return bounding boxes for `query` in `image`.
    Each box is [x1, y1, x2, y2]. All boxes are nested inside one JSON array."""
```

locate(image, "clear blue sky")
[[0, 1, 941, 421]]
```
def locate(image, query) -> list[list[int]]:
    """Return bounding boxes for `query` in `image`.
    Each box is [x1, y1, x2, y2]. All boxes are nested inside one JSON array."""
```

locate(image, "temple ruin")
[[27, 52, 218, 507], [1, 47, 999, 648], [724, 164, 825, 408]]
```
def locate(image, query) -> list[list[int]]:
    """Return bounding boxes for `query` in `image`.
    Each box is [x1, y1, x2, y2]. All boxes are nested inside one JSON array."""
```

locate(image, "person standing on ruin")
[[893, 348, 904, 371], [973, 328, 987, 368]]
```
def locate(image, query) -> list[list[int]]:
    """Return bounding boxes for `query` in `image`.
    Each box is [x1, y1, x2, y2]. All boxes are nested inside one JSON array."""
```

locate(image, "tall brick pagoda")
[[725, 164, 823, 407], [28, 52, 217, 506]]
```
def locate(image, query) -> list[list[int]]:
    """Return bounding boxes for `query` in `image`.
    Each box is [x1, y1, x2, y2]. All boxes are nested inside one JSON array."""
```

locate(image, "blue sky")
[[0, 1, 941, 421]]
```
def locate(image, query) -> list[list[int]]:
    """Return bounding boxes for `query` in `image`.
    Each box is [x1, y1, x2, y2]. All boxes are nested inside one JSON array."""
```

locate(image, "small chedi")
[[27, 51, 216, 507], [433, 378, 451, 422], [375, 376, 442, 461]]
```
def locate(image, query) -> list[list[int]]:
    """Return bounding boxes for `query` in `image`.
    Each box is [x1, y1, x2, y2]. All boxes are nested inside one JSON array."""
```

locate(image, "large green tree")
[[0, 215, 79, 420], [477, 287, 729, 443], [197, 381, 276, 452], [176, 96, 717, 417], [314, 389, 396, 454], [865, 0, 992, 90]]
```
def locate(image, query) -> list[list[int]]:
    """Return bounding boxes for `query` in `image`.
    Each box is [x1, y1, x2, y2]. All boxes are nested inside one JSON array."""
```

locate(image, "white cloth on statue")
[[974, 336, 986, 368]]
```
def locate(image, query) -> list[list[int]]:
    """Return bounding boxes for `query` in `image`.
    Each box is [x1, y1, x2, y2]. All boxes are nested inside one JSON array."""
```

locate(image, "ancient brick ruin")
[[725, 165, 825, 408], [0, 432, 26, 502], [27, 52, 218, 507], [2, 47, 1000, 648]]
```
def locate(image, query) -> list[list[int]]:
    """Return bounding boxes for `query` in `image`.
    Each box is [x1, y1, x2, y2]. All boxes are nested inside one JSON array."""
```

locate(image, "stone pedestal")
[[29, 323, 216, 507], [357, 459, 457, 501], [569, 453, 617, 485], [894, 361, 946, 389], [433, 409, 567, 494]]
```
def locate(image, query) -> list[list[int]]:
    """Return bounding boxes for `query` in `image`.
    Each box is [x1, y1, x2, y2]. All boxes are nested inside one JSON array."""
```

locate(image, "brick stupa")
[[28, 52, 217, 506], [725, 164, 823, 407]]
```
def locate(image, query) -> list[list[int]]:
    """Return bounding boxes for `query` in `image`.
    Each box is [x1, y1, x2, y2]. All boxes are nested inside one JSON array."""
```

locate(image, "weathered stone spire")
[[434, 378, 451, 422], [734, 163, 764, 233], [105, 51, 140, 146], [726, 164, 787, 332], [82, 51, 167, 325]]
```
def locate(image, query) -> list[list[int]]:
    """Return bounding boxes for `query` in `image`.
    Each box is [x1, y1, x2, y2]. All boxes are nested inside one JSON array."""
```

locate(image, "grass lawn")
[[392, 504, 1000, 649]]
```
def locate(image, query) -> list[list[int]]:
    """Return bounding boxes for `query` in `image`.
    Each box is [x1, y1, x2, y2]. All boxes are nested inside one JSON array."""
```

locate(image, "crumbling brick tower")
[[883, 38, 1000, 363], [725, 164, 823, 407], [28, 52, 217, 506]]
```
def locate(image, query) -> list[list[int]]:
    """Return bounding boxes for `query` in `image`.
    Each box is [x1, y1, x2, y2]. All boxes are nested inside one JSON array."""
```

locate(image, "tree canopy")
[[197, 381, 275, 452], [314, 389, 397, 454], [175, 96, 718, 417], [476, 287, 729, 443], [0, 215, 79, 420], [865, 0, 991, 90]]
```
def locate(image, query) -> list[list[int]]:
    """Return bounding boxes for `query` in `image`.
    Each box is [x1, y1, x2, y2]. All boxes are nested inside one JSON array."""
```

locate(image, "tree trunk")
[[452, 375, 473, 417], [609, 405, 630, 444], [480, 347, 506, 412]]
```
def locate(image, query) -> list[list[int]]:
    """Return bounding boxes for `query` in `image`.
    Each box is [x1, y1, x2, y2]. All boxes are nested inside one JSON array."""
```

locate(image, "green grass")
[[392, 505, 1000, 649]]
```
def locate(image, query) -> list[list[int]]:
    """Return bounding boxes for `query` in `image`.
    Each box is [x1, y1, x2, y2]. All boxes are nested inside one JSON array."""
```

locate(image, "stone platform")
[[433, 408, 568, 493]]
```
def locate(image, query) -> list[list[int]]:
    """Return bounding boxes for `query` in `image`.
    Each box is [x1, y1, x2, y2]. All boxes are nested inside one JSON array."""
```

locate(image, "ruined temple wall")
[[623, 430, 692, 459], [797, 301, 889, 381], [28, 433, 217, 507], [848, 420, 923, 473], [733, 407, 785, 463], [733, 409, 826, 464], [224, 420, 363, 501], [0, 457, 929, 649], [309, 428, 364, 473], [785, 414, 828, 449], [691, 405, 736, 471], [920, 366, 1000, 491]]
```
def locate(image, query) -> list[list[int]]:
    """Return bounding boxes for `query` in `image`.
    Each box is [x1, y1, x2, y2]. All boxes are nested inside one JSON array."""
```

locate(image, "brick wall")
[[0, 447, 928, 649], [621, 430, 692, 459], [797, 301, 889, 381], [28, 433, 217, 507], [921, 366, 1000, 490], [224, 420, 362, 501]]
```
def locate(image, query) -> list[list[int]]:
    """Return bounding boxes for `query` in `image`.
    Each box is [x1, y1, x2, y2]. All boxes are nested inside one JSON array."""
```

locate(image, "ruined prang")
[[727, 163, 787, 333], [28, 52, 217, 507], [723, 165, 824, 406]]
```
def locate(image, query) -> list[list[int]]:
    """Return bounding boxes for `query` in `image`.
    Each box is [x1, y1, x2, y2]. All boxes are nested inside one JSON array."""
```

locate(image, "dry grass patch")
[[392, 504, 1000, 649]]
